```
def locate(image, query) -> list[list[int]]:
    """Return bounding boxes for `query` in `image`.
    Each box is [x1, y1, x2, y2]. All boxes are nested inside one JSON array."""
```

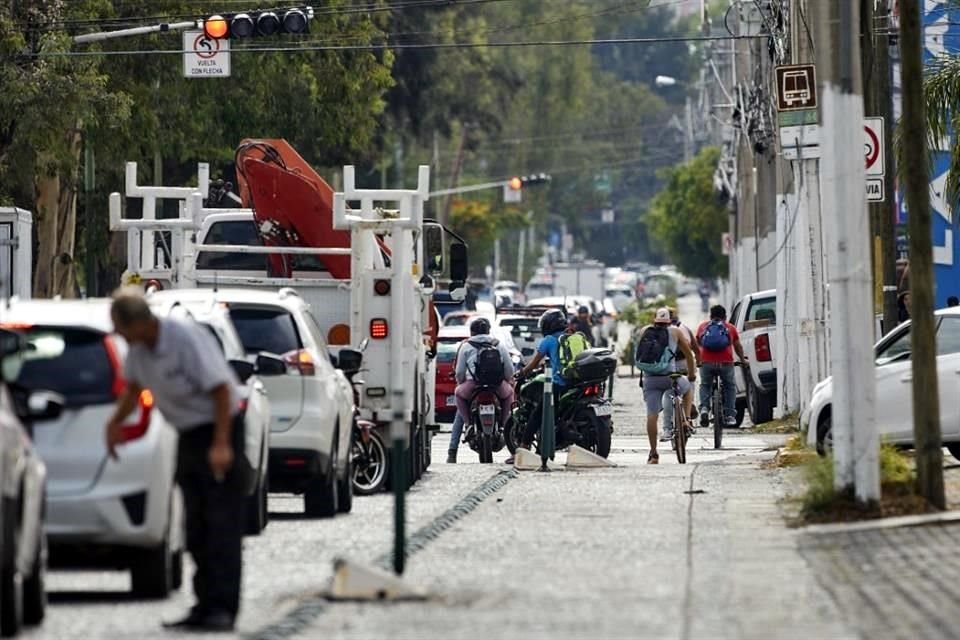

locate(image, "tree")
[[646, 147, 727, 278]]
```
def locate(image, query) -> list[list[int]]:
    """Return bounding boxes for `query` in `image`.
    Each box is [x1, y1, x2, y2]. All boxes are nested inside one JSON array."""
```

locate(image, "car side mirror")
[[230, 360, 256, 383], [0, 329, 26, 383], [448, 282, 467, 302], [27, 390, 65, 421], [449, 242, 468, 283], [424, 222, 445, 275], [254, 353, 287, 377], [337, 349, 363, 373]]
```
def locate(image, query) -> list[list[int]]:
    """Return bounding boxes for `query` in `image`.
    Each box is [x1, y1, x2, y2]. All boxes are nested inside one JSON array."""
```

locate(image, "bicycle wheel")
[[712, 383, 723, 450], [673, 392, 687, 464]]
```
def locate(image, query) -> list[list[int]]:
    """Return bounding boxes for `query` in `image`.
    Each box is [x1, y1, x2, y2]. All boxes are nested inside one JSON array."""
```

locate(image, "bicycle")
[[702, 362, 744, 450], [668, 372, 691, 464]]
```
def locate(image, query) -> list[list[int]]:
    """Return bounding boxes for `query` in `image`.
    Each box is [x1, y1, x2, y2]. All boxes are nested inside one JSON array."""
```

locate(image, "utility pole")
[[898, 0, 945, 509], [815, 1, 880, 502], [862, 0, 900, 335]]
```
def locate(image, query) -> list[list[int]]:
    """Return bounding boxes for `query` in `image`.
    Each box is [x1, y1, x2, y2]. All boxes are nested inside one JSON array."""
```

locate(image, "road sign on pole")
[[864, 117, 885, 176], [775, 64, 818, 111], [183, 30, 231, 78]]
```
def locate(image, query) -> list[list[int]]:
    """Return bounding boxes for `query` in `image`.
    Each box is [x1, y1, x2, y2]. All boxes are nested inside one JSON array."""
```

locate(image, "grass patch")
[[794, 444, 934, 524], [750, 413, 800, 434]]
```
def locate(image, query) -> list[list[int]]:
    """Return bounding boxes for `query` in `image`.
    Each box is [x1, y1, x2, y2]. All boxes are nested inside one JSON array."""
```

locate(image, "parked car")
[[804, 307, 960, 457], [730, 289, 777, 425], [0, 329, 48, 636], [147, 293, 278, 534], [2, 300, 185, 598], [435, 326, 470, 423], [149, 288, 354, 517]]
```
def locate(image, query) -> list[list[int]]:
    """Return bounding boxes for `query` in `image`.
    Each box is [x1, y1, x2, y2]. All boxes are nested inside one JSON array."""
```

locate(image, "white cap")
[[654, 307, 671, 324]]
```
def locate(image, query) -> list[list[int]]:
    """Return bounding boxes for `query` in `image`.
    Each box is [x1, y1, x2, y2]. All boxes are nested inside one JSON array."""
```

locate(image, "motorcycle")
[[337, 343, 389, 495], [462, 386, 507, 464], [504, 348, 616, 458]]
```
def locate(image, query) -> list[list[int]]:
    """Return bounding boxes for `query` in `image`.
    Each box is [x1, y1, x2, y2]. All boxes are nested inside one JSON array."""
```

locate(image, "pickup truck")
[[730, 289, 777, 425]]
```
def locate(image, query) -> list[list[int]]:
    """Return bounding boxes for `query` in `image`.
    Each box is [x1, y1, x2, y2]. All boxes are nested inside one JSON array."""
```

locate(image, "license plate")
[[479, 404, 496, 415], [446, 396, 457, 406], [591, 403, 613, 417]]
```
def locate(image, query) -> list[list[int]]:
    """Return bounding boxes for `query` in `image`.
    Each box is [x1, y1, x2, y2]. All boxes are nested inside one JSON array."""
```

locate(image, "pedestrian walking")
[[105, 288, 247, 632]]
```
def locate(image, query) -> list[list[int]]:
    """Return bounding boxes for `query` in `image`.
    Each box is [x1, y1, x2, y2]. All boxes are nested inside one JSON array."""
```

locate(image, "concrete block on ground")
[[565, 444, 617, 468]]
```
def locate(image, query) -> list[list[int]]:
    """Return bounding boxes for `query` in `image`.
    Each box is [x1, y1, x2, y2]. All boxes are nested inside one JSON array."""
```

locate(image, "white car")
[[0, 329, 48, 636], [804, 307, 960, 458], [3, 300, 184, 598], [149, 288, 354, 517], [148, 294, 276, 535], [493, 314, 542, 359]]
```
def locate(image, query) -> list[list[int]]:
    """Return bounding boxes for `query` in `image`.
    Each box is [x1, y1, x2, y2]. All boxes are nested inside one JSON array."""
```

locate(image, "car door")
[[873, 325, 915, 443], [933, 315, 960, 440], [299, 309, 353, 464], [730, 301, 746, 395]]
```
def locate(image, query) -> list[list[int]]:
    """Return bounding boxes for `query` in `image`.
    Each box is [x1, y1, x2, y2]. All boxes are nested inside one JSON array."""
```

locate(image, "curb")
[[803, 509, 960, 535]]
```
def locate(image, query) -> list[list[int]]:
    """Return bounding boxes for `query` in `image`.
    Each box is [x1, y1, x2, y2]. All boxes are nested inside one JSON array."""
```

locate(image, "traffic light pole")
[[73, 21, 197, 44]]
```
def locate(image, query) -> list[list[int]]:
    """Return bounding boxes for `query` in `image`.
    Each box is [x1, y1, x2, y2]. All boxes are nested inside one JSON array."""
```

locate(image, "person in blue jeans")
[[511, 309, 569, 459], [447, 412, 465, 463], [695, 305, 748, 426]]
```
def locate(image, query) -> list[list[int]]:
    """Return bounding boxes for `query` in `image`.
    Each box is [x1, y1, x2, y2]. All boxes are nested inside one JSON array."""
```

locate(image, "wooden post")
[[898, 0, 946, 509]]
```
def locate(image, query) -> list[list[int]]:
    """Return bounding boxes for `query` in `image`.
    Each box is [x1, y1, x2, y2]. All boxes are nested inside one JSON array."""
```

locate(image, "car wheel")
[[735, 397, 747, 427], [746, 378, 774, 424], [22, 533, 46, 626], [337, 429, 354, 514], [1, 498, 24, 638], [304, 438, 339, 518], [130, 535, 173, 599], [816, 413, 833, 457], [244, 475, 268, 536]]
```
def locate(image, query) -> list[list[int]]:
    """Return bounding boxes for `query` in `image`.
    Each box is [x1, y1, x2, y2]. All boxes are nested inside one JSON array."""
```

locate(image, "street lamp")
[[655, 75, 679, 88], [653, 75, 692, 161]]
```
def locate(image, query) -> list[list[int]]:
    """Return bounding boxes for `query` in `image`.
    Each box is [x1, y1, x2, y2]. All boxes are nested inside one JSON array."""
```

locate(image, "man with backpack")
[[695, 305, 748, 427], [661, 307, 699, 442], [453, 318, 515, 453], [635, 307, 698, 464]]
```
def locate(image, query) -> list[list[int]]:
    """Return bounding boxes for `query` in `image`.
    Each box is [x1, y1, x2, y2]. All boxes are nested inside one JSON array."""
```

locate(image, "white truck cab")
[[730, 289, 777, 424]]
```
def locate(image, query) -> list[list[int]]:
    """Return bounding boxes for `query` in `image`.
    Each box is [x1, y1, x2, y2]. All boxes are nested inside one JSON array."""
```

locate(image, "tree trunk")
[[33, 131, 81, 299]]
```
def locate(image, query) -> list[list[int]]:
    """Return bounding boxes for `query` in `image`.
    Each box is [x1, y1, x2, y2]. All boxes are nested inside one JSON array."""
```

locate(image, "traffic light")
[[202, 7, 313, 39], [508, 173, 552, 188]]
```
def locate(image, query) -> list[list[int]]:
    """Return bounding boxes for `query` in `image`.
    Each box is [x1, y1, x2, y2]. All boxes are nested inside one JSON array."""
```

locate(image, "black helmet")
[[539, 308, 567, 335], [469, 317, 491, 336]]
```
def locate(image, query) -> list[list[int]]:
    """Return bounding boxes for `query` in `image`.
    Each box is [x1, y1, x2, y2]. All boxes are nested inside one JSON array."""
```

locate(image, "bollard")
[[539, 366, 555, 472], [390, 408, 408, 575]]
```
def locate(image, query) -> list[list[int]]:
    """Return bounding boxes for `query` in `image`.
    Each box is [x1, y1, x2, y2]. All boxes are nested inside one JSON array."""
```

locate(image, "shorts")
[[642, 375, 691, 415]]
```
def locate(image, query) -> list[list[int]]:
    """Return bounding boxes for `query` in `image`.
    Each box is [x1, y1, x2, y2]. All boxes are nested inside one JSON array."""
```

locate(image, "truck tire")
[[22, 533, 45, 625], [1, 498, 24, 638], [746, 378, 774, 425]]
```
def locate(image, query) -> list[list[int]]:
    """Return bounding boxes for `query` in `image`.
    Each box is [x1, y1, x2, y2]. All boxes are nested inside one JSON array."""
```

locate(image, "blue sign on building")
[[895, 0, 960, 306]]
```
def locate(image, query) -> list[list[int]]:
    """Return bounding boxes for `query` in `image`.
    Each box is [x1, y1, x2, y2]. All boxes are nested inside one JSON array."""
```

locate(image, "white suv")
[[149, 288, 354, 517], [148, 295, 276, 535], [3, 300, 184, 598]]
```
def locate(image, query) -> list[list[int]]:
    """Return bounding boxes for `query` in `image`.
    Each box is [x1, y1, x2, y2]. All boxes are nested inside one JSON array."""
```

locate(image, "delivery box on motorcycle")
[[565, 347, 617, 383]]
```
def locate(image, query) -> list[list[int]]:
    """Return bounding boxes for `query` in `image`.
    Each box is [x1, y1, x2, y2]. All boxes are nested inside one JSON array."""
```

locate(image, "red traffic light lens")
[[508, 177, 522, 190], [203, 15, 229, 39]]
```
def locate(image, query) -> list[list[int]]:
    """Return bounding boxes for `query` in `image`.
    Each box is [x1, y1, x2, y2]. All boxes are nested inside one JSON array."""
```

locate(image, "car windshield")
[[14, 327, 114, 407], [197, 220, 327, 272], [499, 318, 539, 334], [229, 307, 302, 355], [747, 298, 776, 324], [876, 326, 911, 365]]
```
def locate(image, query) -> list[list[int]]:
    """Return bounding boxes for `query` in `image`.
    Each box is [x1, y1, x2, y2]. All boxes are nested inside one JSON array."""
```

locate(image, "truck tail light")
[[121, 390, 154, 442], [374, 279, 391, 296], [283, 349, 316, 376], [328, 323, 351, 346], [755, 334, 771, 362], [370, 318, 389, 339]]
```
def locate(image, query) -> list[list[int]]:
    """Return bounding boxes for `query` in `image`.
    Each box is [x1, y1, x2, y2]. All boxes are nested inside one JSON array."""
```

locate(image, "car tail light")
[[283, 349, 316, 376], [238, 398, 249, 413], [103, 335, 127, 397], [756, 334, 772, 362], [370, 318, 388, 339], [121, 390, 154, 442]]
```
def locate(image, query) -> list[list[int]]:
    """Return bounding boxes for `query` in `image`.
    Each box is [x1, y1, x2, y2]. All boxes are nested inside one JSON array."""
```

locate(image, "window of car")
[[936, 316, 960, 355], [14, 327, 115, 406], [300, 310, 330, 353], [201, 323, 226, 354], [229, 306, 302, 355], [436, 340, 462, 365], [876, 326, 911, 365], [498, 318, 539, 335], [196, 221, 268, 271], [745, 297, 776, 325]]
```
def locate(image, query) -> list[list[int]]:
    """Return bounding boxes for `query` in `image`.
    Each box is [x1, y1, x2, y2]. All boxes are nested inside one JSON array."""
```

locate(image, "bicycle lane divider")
[[246, 468, 519, 640]]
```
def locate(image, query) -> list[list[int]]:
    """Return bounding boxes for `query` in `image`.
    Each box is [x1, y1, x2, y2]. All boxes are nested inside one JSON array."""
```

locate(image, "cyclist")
[[512, 308, 569, 456], [661, 307, 700, 443], [636, 308, 697, 464], [695, 305, 748, 427]]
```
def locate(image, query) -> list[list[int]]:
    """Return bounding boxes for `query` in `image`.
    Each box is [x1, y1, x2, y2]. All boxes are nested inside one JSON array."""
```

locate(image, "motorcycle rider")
[[513, 308, 569, 456], [452, 318, 515, 462]]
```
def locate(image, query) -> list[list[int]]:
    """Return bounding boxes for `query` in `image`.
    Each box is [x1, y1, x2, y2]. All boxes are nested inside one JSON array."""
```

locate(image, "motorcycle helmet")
[[470, 317, 491, 336], [539, 308, 567, 335]]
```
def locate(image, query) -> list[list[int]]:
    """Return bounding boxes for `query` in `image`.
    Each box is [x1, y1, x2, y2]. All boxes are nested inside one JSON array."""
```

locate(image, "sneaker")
[[724, 416, 737, 427], [699, 411, 710, 428], [446, 450, 457, 464], [660, 430, 674, 442], [505, 455, 515, 465]]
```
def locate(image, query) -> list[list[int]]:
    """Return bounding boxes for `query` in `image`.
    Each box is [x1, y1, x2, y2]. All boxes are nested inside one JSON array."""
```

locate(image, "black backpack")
[[470, 340, 505, 387], [634, 326, 673, 375]]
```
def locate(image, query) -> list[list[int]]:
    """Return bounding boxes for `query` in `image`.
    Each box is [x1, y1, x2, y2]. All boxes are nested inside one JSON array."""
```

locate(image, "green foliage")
[[647, 147, 728, 279], [801, 454, 837, 514]]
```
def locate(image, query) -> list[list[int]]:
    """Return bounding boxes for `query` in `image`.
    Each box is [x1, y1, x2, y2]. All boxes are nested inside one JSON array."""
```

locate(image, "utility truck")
[[0, 207, 32, 300], [109, 140, 468, 489]]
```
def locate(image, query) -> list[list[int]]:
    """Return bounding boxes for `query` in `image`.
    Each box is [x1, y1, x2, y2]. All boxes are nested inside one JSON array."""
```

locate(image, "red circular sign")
[[864, 125, 880, 170], [193, 34, 219, 60]]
